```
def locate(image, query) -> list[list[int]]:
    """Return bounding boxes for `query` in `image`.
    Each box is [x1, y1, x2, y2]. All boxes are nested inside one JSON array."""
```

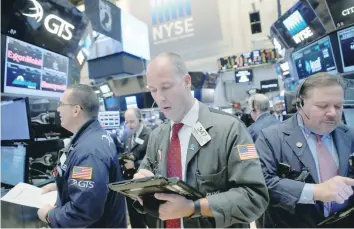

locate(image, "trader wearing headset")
[[123, 107, 152, 228], [255, 72, 354, 227], [247, 93, 279, 142]]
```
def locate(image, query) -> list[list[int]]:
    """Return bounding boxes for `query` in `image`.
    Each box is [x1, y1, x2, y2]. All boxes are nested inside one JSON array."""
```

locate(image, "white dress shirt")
[[170, 100, 199, 181], [170, 100, 199, 227]]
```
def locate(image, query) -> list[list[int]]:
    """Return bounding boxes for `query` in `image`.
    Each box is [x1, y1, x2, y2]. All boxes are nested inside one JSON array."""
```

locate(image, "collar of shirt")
[[171, 99, 199, 128], [297, 113, 331, 140], [256, 112, 269, 121]]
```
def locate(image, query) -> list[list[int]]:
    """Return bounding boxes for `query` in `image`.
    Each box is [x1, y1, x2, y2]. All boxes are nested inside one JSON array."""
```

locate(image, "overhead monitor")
[[1, 145, 28, 186], [4, 36, 69, 98], [337, 26, 354, 73], [125, 96, 138, 108], [104, 96, 120, 111], [100, 84, 111, 94], [292, 36, 337, 79], [1, 98, 32, 142], [234, 69, 253, 83], [273, 1, 326, 49], [260, 79, 280, 93], [98, 111, 120, 129]]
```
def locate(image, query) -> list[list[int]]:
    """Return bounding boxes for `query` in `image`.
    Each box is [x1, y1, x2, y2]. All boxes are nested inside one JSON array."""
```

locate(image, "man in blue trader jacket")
[[256, 73, 354, 227], [37, 84, 126, 228]]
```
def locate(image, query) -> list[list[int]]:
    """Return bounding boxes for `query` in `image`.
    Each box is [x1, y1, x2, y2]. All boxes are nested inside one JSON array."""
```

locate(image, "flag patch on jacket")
[[237, 144, 258, 160], [72, 166, 93, 180]]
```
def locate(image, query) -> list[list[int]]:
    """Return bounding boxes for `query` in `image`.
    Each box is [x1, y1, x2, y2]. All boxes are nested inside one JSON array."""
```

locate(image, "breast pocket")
[[196, 166, 227, 196]]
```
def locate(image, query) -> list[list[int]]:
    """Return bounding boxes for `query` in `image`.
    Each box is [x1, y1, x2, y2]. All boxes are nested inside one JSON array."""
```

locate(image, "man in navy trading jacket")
[[256, 73, 354, 227], [37, 84, 127, 228]]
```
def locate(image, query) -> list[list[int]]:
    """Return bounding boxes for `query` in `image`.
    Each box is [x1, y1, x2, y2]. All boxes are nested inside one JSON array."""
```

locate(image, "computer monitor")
[[343, 108, 354, 127], [1, 98, 32, 142], [1, 145, 28, 186]]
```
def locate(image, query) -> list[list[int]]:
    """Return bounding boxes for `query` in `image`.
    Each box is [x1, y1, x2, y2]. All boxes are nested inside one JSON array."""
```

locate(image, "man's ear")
[[184, 74, 192, 89]]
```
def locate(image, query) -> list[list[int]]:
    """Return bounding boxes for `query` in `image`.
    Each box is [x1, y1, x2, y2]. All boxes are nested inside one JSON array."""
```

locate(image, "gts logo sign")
[[70, 179, 95, 189], [22, 0, 75, 41]]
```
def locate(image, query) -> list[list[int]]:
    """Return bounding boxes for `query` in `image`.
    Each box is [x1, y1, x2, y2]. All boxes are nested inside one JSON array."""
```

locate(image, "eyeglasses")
[[57, 101, 83, 110]]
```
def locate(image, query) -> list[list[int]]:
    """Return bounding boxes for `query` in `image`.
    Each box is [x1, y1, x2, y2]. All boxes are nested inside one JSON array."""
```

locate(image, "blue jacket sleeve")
[[255, 130, 305, 214], [49, 152, 110, 228]]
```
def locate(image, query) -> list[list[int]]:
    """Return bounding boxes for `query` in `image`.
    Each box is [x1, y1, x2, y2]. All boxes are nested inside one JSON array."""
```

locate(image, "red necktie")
[[315, 134, 338, 215], [166, 123, 184, 228]]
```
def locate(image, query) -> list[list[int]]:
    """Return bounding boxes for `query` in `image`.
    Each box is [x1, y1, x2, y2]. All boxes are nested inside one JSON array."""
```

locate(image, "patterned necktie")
[[315, 134, 338, 216], [166, 123, 184, 228]]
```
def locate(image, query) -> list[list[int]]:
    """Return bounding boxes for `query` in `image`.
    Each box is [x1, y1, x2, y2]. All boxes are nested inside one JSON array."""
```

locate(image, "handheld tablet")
[[109, 176, 204, 200]]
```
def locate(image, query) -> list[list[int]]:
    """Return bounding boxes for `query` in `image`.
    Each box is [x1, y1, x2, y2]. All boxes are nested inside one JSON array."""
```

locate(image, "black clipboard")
[[318, 205, 354, 227], [109, 176, 204, 201]]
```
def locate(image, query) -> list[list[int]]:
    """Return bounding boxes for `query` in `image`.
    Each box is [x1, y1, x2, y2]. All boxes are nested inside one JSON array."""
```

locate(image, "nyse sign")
[[152, 18, 194, 44], [292, 27, 313, 44], [283, 10, 313, 44], [150, 0, 195, 45]]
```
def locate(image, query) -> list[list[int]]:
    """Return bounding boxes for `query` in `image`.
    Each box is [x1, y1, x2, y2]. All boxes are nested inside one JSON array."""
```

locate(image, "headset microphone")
[[296, 78, 310, 120]]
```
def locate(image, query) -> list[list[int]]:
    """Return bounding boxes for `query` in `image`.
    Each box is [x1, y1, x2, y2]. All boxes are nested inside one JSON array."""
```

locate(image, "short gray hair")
[[249, 93, 270, 112], [299, 72, 344, 99], [152, 52, 188, 77], [68, 84, 99, 118]]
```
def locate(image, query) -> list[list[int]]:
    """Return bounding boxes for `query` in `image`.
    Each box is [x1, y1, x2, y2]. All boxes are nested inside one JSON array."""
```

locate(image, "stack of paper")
[[1, 182, 57, 208]]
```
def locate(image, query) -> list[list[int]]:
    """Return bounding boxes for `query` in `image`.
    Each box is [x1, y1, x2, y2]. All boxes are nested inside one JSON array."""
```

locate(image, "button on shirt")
[[297, 114, 339, 216]]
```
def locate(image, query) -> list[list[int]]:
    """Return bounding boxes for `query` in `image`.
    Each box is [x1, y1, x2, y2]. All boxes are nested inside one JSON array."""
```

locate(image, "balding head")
[[148, 52, 188, 78], [146, 52, 194, 122], [125, 108, 142, 133], [249, 93, 270, 121]]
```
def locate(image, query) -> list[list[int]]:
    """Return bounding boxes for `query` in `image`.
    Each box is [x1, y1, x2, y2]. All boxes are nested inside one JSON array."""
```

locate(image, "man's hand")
[[37, 204, 55, 223], [133, 169, 154, 179], [155, 193, 195, 220], [41, 183, 57, 194], [133, 169, 155, 205], [314, 176, 354, 204], [124, 159, 135, 170]]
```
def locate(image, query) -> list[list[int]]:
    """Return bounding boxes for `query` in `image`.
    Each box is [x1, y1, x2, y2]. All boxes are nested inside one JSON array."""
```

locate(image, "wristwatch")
[[190, 200, 202, 218]]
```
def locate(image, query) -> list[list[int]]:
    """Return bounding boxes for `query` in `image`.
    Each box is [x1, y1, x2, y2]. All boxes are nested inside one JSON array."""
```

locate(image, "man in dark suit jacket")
[[248, 93, 279, 142], [123, 108, 151, 228], [273, 100, 288, 122], [256, 73, 354, 227]]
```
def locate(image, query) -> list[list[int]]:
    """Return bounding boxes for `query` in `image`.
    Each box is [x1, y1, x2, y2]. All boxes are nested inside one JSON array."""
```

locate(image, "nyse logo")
[[283, 10, 313, 44], [22, 0, 75, 41], [150, 0, 194, 44], [310, 57, 322, 73]]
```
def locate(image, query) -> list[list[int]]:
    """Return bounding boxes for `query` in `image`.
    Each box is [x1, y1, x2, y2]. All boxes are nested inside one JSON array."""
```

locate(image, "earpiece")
[[296, 78, 310, 120]]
